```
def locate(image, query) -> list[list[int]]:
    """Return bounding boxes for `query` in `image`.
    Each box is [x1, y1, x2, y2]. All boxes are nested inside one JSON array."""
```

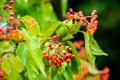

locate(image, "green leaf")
[[36, 73, 46, 80], [16, 42, 40, 80], [56, 24, 68, 36], [53, 71, 65, 80], [67, 41, 80, 74], [71, 58, 79, 74], [1, 54, 24, 80], [21, 29, 46, 78], [49, 66, 58, 79], [63, 20, 73, 29], [41, 21, 61, 38], [83, 32, 107, 67], [62, 23, 81, 41], [62, 34, 74, 41], [20, 15, 41, 37], [60, 68, 68, 80], [66, 65, 73, 80], [83, 32, 96, 67], [89, 35, 107, 56], [0, 41, 13, 57]]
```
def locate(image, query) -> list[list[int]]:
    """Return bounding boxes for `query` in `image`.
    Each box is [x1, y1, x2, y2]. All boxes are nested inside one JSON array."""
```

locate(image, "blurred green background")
[[1, 0, 120, 80]]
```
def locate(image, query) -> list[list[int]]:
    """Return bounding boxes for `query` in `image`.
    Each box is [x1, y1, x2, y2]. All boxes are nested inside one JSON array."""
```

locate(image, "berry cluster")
[[42, 35, 75, 68], [0, 0, 23, 41], [66, 8, 98, 35]]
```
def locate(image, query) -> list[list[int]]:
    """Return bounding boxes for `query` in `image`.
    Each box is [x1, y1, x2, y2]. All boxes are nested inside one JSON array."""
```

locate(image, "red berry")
[[10, 0, 14, 5], [0, 16, 2, 21], [43, 54, 49, 60], [63, 50, 66, 55], [52, 54, 56, 57], [71, 55, 75, 58], [56, 65, 58, 68], [10, 12, 15, 16], [94, 21, 98, 26], [52, 36, 57, 40], [68, 47, 72, 52], [8, 6, 13, 10], [49, 56, 52, 60], [0, 32, 3, 35], [49, 46, 53, 50], [56, 58, 59, 62], [15, 21, 20, 27], [48, 44, 53, 50], [58, 43, 62, 47], [3, 4, 9, 9], [42, 51, 47, 55], [48, 44, 52, 47], [93, 15, 98, 19], [45, 56, 49, 60], [6, 33, 11, 41], [66, 46, 70, 50], [3, 6, 6, 9], [0, 27, 3, 33], [59, 57, 63, 62], [0, 70, 5, 76], [12, 30, 17, 33], [66, 60, 70, 63], [51, 60, 55, 64], [78, 11, 84, 17], [8, 26, 14, 31], [91, 10, 96, 16], [65, 55, 69, 59], [9, 17, 14, 22], [56, 34, 60, 39], [66, 46, 72, 52], [59, 63, 62, 66], [69, 8, 73, 13]]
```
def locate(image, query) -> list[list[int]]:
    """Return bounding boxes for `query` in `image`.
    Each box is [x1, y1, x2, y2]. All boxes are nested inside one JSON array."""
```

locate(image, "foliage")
[[0, 0, 109, 80]]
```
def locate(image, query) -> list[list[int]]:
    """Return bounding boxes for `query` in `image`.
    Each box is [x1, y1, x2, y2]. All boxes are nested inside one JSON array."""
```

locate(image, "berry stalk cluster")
[[42, 35, 75, 68], [0, 0, 23, 41], [66, 8, 98, 35]]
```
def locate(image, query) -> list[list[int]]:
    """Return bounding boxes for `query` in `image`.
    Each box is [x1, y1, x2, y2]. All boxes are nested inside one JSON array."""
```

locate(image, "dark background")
[[68, 0, 120, 80]]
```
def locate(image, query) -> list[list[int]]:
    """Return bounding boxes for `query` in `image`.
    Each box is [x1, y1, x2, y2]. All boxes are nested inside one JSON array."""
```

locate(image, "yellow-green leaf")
[[1, 54, 24, 80], [0, 41, 13, 57], [20, 15, 41, 37], [41, 21, 61, 38]]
